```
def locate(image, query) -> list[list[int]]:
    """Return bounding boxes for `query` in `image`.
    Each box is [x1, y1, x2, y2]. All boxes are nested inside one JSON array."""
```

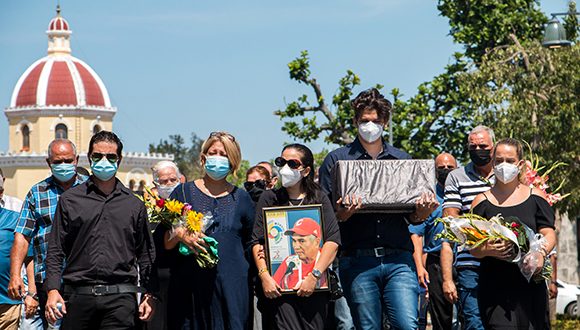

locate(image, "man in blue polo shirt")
[[409, 152, 457, 329], [0, 206, 21, 328], [319, 88, 438, 330]]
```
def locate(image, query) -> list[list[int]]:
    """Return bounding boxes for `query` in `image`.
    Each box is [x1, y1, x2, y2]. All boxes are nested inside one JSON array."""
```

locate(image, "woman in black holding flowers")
[[470, 138, 556, 329], [251, 143, 341, 329]]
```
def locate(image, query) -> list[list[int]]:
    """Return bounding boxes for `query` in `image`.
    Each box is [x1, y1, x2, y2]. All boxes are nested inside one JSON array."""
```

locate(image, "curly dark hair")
[[88, 131, 124, 157], [351, 88, 392, 123]]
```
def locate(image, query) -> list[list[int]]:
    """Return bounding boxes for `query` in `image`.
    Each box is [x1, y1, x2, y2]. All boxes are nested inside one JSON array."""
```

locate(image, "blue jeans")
[[339, 252, 418, 330], [333, 261, 355, 330], [20, 307, 44, 330], [456, 268, 484, 330]]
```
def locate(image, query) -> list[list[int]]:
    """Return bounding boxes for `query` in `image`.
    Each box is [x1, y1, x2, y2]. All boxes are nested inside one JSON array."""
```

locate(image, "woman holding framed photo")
[[251, 143, 341, 329]]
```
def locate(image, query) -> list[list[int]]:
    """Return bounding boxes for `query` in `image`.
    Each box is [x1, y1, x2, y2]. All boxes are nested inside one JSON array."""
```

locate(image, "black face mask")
[[248, 187, 265, 203], [436, 168, 453, 186], [469, 149, 492, 166]]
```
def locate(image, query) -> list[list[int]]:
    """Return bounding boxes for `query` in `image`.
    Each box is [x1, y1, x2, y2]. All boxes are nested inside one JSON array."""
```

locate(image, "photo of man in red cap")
[[272, 217, 328, 291]]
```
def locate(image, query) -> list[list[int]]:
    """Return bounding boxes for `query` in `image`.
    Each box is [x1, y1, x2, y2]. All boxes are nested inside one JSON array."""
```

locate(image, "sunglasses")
[[244, 179, 267, 191], [210, 131, 236, 142], [274, 157, 302, 170], [90, 152, 119, 163], [51, 158, 75, 165]]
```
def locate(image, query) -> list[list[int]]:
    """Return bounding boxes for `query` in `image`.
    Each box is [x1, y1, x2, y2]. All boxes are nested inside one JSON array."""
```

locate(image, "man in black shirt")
[[319, 88, 437, 330], [45, 131, 156, 329]]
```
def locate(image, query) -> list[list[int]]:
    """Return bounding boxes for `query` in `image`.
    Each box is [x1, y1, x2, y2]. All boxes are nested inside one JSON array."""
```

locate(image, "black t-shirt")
[[251, 189, 341, 247], [472, 194, 554, 328]]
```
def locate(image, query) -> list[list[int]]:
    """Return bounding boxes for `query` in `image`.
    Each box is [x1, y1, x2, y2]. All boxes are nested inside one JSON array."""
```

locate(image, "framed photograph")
[[263, 204, 330, 294]]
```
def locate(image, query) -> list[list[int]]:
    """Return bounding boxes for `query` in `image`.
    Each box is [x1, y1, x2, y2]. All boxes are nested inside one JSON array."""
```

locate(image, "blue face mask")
[[205, 156, 230, 181], [91, 158, 118, 181], [51, 163, 76, 183]]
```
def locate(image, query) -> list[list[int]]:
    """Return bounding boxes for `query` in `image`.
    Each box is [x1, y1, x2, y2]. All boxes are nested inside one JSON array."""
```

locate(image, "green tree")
[[274, 50, 381, 145], [227, 160, 250, 188], [276, 2, 549, 161], [459, 36, 580, 214], [148, 133, 203, 180], [437, 0, 547, 61], [390, 54, 478, 160], [563, 1, 579, 41]]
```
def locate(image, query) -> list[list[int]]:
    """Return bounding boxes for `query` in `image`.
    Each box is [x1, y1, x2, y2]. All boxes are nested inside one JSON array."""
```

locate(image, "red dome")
[[48, 16, 69, 31], [10, 56, 112, 108]]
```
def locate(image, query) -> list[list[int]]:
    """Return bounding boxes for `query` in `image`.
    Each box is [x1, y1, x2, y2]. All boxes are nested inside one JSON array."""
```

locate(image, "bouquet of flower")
[[436, 213, 551, 283], [523, 142, 569, 205], [138, 187, 219, 268]]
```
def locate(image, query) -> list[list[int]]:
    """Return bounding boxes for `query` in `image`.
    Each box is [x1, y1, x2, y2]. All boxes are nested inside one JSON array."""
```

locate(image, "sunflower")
[[186, 211, 203, 232], [165, 200, 185, 215]]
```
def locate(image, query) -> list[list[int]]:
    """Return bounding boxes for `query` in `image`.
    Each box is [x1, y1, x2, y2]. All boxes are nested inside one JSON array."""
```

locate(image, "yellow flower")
[[165, 200, 185, 214], [186, 211, 203, 232]]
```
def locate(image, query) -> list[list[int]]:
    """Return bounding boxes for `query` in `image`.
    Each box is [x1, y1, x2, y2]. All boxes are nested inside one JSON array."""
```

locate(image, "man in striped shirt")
[[440, 126, 495, 330]]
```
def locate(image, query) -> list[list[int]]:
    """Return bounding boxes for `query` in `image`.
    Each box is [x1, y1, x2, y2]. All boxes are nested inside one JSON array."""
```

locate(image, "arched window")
[[138, 180, 146, 193], [129, 180, 136, 191], [93, 125, 102, 135], [21, 125, 30, 151], [55, 123, 68, 139]]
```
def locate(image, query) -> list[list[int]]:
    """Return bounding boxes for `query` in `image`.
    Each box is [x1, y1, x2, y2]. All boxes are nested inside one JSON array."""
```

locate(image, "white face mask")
[[279, 165, 303, 188], [494, 162, 520, 184], [358, 121, 383, 143], [157, 183, 179, 199]]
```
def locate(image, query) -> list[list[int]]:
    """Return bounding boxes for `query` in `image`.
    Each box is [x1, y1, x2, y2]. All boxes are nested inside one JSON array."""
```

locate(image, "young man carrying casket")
[[319, 88, 438, 330]]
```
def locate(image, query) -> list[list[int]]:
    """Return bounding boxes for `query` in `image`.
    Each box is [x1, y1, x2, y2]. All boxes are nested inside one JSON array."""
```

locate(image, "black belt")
[[341, 247, 405, 258], [64, 283, 145, 296]]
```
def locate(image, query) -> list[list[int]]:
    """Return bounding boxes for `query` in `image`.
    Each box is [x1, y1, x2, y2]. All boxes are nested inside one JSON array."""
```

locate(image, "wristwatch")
[[311, 269, 322, 279], [26, 291, 38, 301]]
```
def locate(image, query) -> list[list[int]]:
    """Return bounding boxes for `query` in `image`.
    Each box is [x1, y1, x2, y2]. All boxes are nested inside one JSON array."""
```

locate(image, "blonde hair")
[[200, 132, 242, 179]]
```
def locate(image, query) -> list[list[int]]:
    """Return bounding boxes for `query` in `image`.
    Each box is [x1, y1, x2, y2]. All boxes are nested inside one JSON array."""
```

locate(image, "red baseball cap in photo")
[[285, 217, 321, 238]]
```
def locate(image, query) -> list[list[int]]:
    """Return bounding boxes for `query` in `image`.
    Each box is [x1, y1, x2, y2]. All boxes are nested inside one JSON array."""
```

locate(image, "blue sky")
[[0, 0, 570, 164]]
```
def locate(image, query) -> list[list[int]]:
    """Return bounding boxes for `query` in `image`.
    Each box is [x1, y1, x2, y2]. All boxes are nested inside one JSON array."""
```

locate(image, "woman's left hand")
[[295, 273, 317, 297], [181, 231, 208, 254]]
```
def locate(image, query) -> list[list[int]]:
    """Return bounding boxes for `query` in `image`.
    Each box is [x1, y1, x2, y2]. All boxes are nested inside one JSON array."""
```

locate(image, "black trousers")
[[37, 282, 49, 329], [426, 253, 453, 330], [61, 292, 138, 330]]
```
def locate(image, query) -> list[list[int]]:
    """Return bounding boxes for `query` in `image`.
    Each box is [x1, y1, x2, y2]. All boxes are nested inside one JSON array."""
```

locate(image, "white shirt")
[[0, 194, 23, 212]]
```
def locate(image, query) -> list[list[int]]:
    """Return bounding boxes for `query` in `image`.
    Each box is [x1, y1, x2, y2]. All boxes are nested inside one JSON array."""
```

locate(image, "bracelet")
[[258, 268, 269, 277], [144, 293, 160, 302]]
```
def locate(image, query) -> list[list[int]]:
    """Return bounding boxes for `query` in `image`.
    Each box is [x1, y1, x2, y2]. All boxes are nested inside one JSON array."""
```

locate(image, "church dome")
[[9, 6, 112, 109], [10, 56, 111, 108]]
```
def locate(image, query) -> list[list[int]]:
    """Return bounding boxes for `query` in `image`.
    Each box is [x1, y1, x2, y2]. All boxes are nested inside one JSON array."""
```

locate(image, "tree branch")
[[307, 78, 336, 122], [509, 33, 534, 77]]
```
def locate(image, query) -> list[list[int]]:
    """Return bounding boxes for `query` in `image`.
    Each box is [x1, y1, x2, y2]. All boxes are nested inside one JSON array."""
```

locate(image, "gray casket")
[[332, 159, 435, 213]]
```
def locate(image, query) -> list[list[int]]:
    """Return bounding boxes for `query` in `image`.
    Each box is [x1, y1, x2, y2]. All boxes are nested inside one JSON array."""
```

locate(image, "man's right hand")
[[7, 275, 24, 299], [45, 289, 66, 324], [442, 279, 458, 303], [336, 194, 362, 222]]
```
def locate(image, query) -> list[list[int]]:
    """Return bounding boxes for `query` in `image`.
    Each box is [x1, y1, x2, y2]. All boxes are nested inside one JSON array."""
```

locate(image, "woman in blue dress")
[[162, 131, 254, 330]]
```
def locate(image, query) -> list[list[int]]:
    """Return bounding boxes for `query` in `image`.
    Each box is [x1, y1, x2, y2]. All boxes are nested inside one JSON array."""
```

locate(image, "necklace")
[[289, 198, 304, 206]]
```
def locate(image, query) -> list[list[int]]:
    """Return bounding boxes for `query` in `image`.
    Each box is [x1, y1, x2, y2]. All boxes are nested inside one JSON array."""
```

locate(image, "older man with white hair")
[[152, 160, 182, 199]]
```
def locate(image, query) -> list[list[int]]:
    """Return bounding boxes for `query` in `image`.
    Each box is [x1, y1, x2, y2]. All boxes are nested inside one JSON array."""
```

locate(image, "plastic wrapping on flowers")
[[436, 214, 552, 283]]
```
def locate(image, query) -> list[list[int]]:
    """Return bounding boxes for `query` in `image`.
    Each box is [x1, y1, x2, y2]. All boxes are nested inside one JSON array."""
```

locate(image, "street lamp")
[[542, 11, 579, 48]]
